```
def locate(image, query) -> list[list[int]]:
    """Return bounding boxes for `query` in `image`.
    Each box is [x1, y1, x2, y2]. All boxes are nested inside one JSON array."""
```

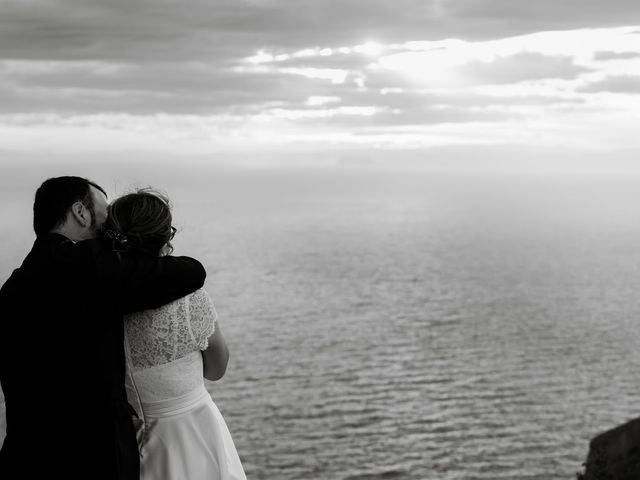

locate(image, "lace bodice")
[[125, 288, 216, 370], [124, 288, 217, 406]]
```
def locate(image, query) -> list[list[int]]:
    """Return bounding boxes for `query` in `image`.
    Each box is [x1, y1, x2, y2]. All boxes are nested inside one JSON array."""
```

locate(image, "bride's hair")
[[102, 188, 176, 256]]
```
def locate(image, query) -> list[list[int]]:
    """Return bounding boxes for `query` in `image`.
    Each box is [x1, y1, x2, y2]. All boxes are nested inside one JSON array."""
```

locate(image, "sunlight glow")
[[377, 26, 640, 86], [245, 40, 388, 66], [262, 105, 380, 120], [354, 41, 385, 56], [281, 67, 349, 84], [245, 50, 274, 64], [306, 96, 341, 106]]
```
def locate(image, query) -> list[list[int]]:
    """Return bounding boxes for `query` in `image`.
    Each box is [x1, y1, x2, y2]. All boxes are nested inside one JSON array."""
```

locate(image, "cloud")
[[579, 75, 640, 93], [0, 60, 341, 114], [372, 51, 592, 89], [1, 1, 640, 158], [0, 0, 437, 61], [458, 52, 592, 84], [256, 50, 376, 71], [446, 0, 640, 37], [593, 50, 640, 61], [2, 0, 639, 64]]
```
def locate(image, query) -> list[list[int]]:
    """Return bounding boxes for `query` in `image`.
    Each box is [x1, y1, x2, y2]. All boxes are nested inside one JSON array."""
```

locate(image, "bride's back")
[[124, 288, 216, 406]]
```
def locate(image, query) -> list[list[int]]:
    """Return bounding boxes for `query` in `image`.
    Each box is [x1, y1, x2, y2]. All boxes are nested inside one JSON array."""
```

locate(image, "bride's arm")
[[187, 288, 230, 381], [202, 324, 229, 381]]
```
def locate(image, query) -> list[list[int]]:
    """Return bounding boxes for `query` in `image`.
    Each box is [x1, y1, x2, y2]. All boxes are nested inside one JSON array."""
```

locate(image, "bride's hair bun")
[[101, 188, 175, 256]]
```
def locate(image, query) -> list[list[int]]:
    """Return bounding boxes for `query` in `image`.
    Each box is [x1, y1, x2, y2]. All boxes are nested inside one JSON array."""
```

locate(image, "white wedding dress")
[[124, 288, 246, 480]]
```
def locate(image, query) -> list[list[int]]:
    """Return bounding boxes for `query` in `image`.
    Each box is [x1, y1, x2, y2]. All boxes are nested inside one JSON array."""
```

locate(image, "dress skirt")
[[138, 385, 247, 480]]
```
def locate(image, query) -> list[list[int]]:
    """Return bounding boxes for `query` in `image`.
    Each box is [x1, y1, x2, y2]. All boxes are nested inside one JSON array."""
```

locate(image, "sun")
[[376, 38, 504, 87], [377, 46, 469, 86]]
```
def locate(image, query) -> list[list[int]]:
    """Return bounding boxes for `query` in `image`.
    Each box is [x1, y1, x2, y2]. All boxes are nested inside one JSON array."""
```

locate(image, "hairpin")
[[103, 229, 129, 248]]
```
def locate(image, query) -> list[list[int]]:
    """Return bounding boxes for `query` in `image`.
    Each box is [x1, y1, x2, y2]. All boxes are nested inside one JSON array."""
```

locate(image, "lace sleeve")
[[187, 288, 217, 351]]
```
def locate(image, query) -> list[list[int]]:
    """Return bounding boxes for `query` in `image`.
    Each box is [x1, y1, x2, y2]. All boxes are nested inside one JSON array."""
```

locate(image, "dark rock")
[[578, 417, 640, 480]]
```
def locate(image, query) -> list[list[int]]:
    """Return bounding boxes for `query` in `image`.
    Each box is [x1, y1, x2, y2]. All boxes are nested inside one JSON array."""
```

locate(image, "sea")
[[2, 163, 640, 479]]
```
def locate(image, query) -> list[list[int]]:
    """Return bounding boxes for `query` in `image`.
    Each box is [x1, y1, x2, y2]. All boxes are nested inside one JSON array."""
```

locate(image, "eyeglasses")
[[169, 226, 177, 240]]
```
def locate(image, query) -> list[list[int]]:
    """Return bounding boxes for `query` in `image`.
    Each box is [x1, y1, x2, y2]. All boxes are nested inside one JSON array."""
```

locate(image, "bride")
[[102, 189, 247, 480]]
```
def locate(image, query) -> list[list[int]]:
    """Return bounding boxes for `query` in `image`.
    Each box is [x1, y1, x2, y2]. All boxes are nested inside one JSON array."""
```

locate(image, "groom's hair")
[[33, 176, 107, 236]]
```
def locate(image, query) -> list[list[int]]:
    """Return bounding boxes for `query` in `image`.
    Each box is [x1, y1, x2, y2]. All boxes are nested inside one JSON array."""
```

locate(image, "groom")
[[0, 176, 206, 480]]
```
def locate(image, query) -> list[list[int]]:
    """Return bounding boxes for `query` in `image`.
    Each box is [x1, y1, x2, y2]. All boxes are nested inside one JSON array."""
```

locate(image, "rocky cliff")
[[578, 417, 640, 480]]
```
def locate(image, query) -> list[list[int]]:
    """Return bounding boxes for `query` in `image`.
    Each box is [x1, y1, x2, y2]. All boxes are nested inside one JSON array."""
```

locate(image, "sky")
[[1, 0, 640, 169]]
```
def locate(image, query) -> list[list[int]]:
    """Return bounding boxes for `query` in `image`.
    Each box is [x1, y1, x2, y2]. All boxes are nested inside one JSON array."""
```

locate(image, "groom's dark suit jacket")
[[0, 233, 206, 480]]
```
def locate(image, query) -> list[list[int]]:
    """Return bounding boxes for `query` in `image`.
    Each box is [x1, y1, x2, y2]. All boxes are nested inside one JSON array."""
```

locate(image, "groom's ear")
[[70, 201, 89, 227]]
